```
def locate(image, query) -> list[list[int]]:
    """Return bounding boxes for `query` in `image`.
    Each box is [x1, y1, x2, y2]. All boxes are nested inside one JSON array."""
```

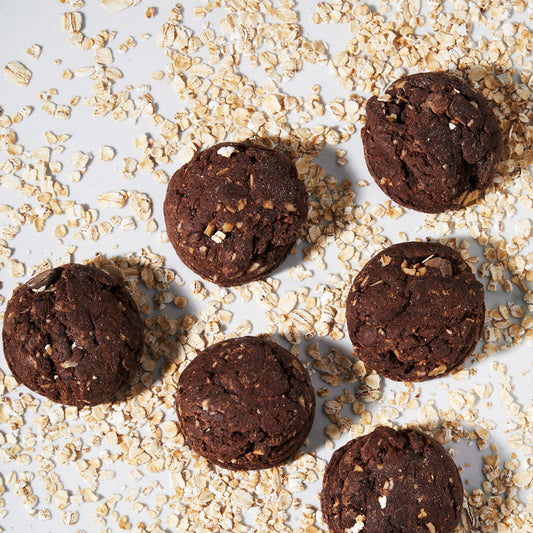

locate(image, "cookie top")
[[321, 426, 463, 533], [362, 72, 502, 213], [346, 241, 485, 382], [175, 336, 315, 470], [2, 263, 144, 407], [163, 142, 308, 286]]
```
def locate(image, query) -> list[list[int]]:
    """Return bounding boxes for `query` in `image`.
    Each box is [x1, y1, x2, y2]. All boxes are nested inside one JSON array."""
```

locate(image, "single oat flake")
[[4, 61, 32, 87], [101, 0, 135, 11]]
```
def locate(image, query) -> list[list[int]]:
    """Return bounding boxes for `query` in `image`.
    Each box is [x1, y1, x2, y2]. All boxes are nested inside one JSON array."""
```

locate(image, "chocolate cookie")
[[346, 241, 485, 382], [163, 142, 307, 286], [321, 426, 463, 533], [2, 263, 144, 407], [362, 72, 502, 213], [175, 336, 315, 470]]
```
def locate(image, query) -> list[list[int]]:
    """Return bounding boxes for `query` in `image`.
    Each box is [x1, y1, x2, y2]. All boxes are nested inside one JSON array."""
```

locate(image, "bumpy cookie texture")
[[163, 142, 307, 286], [321, 426, 463, 533], [175, 336, 315, 470], [2, 263, 144, 407], [346, 241, 485, 382], [362, 72, 502, 213]]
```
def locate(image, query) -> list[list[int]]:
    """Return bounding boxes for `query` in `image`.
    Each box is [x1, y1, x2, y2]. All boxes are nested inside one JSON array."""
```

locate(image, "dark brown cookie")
[[2, 263, 144, 407], [321, 426, 463, 533], [163, 142, 307, 286], [362, 72, 502, 213], [175, 336, 315, 470], [346, 241, 485, 382]]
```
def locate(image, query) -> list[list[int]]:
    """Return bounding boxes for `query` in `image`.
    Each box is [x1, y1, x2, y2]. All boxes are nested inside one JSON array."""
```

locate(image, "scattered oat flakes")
[[0, 3, 532, 532]]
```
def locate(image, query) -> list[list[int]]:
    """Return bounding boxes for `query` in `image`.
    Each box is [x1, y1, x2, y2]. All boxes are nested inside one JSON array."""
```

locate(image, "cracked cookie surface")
[[2, 263, 144, 406], [346, 241, 485, 382], [163, 142, 308, 286], [175, 336, 315, 470], [321, 426, 463, 533], [362, 72, 502, 213]]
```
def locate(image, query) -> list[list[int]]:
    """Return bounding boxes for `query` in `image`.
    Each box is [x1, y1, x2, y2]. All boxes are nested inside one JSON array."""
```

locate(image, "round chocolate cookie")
[[2, 263, 144, 407], [321, 426, 463, 533], [175, 336, 315, 470], [163, 142, 307, 286], [362, 72, 502, 213], [346, 241, 485, 382]]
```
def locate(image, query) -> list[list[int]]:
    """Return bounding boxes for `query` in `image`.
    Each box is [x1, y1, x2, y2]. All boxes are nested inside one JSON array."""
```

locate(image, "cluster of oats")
[[0, 0, 532, 531]]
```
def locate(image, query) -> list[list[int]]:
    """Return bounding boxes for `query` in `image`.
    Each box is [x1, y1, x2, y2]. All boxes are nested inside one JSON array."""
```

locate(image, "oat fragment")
[[157, 23, 176, 47], [70, 151, 91, 171], [26, 45, 42, 59], [129, 191, 152, 221]]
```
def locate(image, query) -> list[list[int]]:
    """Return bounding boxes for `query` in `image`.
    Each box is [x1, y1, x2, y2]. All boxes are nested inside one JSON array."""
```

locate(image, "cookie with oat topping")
[[362, 72, 502, 213], [321, 426, 463, 533], [346, 241, 485, 382], [175, 336, 315, 470], [163, 142, 308, 286], [2, 263, 144, 407]]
